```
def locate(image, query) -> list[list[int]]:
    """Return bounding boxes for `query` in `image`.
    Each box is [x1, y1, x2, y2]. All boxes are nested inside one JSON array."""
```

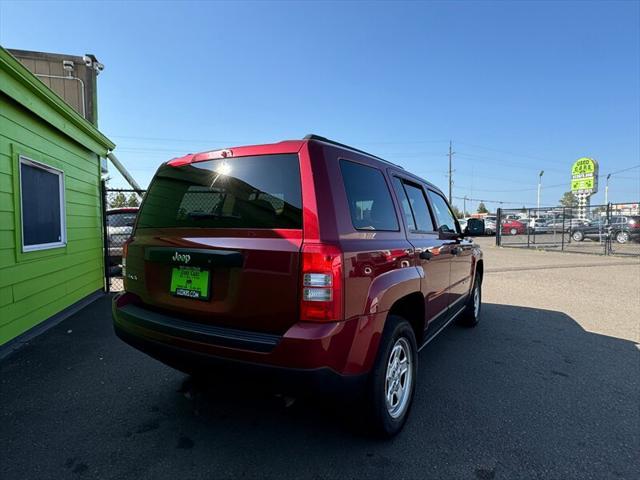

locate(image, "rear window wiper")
[[185, 212, 239, 220]]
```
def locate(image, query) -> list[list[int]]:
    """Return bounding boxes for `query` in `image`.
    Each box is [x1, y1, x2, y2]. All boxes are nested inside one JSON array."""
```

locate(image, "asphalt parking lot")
[[2, 239, 639, 480]]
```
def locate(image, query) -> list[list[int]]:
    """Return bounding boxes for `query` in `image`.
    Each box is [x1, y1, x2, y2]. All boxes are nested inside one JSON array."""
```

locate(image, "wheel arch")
[[475, 259, 484, 285], [387, 292, 425, 346]]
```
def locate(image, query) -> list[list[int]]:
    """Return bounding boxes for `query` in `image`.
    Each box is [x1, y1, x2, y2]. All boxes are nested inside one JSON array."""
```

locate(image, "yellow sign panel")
[[570, 157, 598, 194], [571, 177, 595, 192], [571, 157, 597, 175]]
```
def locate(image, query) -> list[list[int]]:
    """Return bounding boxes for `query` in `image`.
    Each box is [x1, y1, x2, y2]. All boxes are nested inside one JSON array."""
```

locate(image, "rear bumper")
[[112, 292, 383, 393]]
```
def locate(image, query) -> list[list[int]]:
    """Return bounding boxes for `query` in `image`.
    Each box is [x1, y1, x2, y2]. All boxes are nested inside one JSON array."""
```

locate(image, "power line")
[[454, 152, 566, 174], [611, 175, 640, 180], [454, 182, 567, 193], [109, 134, 245, 144], [456, 141, 561, 165], [452, 195, 527, 206], [608, 164, 640, 176]]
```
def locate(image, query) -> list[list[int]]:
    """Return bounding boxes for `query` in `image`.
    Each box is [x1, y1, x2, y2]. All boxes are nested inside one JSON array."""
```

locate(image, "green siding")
[[0, 93, 105, 345]]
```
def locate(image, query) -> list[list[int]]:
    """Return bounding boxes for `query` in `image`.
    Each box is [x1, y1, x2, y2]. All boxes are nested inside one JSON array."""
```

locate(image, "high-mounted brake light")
[[168, 149, 234, 167], [300, 244, 343, 322]]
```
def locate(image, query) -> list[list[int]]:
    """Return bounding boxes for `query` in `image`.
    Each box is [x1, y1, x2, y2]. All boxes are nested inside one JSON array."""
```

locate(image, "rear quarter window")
[[340, 160, 399, 231]]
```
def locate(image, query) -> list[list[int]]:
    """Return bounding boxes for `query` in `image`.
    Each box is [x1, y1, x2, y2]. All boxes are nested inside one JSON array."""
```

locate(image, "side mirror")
[[438, 227, 463, 241]]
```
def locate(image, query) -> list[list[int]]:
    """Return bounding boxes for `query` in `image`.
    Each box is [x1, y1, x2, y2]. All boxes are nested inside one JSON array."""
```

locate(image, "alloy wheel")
[[384, 338, 413, 419], [473, 283, 480, 318]]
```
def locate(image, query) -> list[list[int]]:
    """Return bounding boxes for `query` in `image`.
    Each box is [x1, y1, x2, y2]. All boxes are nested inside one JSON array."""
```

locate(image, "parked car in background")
[[466, 218, 486, 236], [112, 135, 484, 437], [107, 208, 139, 266], [528, 218, 549, 234], [545, 218, 588, 232], [571, 215, 640, 244], [484, 216, 497, 235], [500, 219, 525, 235], [458, 218, 468, 232]]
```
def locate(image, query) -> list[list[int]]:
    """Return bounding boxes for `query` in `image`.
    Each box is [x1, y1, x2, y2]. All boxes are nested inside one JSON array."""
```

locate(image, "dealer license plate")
[[170, 266, 210, 300]]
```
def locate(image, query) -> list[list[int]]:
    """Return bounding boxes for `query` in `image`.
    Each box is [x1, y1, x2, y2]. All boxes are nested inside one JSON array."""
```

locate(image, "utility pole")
[[536, 170, 544, 214], [463, 195, 467, 217], [448, 140, 454, 204], [605, 173, 611, 205]]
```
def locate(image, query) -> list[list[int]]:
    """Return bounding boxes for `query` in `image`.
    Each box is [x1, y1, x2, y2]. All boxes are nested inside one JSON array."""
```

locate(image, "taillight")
[[122, 237, 133, 277], [300, 243, 343, 322]]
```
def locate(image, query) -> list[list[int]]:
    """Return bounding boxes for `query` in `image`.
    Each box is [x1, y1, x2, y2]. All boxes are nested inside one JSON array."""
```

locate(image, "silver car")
[[484, 216, 497, 235]]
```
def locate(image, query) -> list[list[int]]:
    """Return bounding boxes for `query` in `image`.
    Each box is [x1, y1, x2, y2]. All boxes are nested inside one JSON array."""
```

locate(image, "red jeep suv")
[[112, 135, 484, 436]]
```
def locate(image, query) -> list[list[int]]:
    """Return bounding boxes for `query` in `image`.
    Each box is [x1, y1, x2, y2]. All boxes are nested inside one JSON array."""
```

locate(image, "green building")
[[0, 47, 114, 347]]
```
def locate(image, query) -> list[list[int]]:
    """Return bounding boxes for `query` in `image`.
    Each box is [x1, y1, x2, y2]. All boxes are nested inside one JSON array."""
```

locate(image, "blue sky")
[[1, 0, 639, 212]]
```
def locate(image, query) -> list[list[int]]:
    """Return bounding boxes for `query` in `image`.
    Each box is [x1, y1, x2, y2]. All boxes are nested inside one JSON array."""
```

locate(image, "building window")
[[19, 156, 66, 252]]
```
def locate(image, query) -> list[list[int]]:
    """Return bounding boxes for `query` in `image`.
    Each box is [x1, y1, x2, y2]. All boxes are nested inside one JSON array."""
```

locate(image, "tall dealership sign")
[[570, 157, 599, 218]]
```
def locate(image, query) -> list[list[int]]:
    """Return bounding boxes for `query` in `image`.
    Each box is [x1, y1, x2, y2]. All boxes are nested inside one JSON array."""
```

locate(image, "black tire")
[[367, 315, 417, 437], [458, 273, 482, 327], [572, 230, 584, 242]]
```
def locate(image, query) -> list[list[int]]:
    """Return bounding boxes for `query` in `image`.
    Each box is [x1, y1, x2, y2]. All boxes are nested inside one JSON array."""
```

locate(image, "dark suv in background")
[[571, 215, 640, 244], [112, 135, 484, 436]]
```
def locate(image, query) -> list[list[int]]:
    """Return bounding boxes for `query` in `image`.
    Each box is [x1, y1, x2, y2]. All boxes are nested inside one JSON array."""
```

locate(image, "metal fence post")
[[605, 203, 611, 256], [527, 208, 531, 248], [496, 208, 502, 246], [101, 181, 110, 293], [561, 207, 565, 252]]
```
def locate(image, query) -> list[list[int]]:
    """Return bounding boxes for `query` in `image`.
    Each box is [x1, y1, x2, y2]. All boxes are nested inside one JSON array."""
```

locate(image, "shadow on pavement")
[[1, 296, 638, 479]]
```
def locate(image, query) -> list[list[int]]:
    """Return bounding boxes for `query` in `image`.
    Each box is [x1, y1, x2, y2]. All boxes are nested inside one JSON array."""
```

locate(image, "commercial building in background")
[[610, 203, 640, 216], [8, 48, 103, 125], [0, 47, 114, 349]]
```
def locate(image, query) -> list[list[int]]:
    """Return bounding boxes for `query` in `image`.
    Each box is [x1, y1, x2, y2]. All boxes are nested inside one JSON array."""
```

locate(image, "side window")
[[19, 156, 66, 251], [403, 183, 435, 232], [340, 160, 399, 231], [427, 190, 458, 233], [391, 177, 416, 231]]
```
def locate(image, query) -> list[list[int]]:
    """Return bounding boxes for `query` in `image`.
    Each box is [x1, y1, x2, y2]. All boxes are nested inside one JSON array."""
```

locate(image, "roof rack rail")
[[303, 134, 404, 169]]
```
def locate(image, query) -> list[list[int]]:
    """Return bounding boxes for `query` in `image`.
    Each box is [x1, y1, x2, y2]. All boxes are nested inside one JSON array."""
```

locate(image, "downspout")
[[34, 73, 86, 118], [107, 152, 143, 192]]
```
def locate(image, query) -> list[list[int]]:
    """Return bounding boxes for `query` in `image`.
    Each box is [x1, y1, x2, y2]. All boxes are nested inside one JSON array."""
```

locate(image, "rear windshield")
[[136, 154, 302, 229]]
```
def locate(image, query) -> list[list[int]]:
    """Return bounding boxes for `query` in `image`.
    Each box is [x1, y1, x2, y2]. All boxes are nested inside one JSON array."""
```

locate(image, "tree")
[[477, 202, 489, 214], [110, 192, 127, 208], [559, 191, 578, 208], [127, 193, 140, 207], [450, 205, 463, 218]]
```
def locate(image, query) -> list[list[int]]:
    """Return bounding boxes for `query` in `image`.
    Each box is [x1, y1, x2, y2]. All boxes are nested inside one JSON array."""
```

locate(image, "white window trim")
[[19, 156, 67, 252]]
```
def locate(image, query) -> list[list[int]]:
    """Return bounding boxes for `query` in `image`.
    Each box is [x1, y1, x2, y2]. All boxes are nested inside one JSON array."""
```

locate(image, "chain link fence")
[[102, 186, 146, 291], [496, 203, 640, 256]]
